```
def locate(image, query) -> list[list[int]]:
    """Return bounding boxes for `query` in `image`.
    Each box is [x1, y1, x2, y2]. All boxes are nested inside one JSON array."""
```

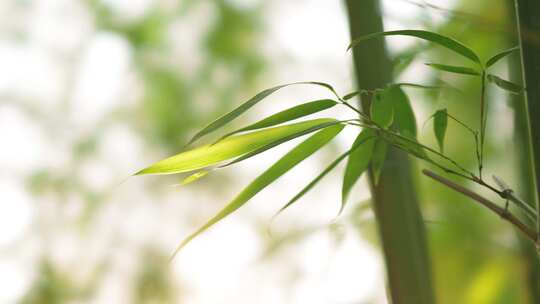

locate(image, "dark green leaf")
[[136, 118, 336, 175], [348, 30, 481, 64], [433, 109, 448, 153], [220, 119, 342, 168], [425, 63, 480, 76], [371, 139, 388, 185], [343, 91, 360, 100], [388, 85, 417, 138], [217, 99, 337, 141], [371, 91, 394, 128], [170, 124, 344, 258], [485, 46, 519, 68], [487, 74, 523, 94], [341, 129, 376, 213], [187, 82, 339, 145]]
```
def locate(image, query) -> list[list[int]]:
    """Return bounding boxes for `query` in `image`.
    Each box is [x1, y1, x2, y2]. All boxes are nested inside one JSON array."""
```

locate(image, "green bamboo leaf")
[[187, 82, 339, 145], [348, 29, 481, 64], [136, 118, 335, 175], [485, 46, 519, 68], [274, 131, 376, 217], [274, 151, 350, 218], [341, 129, 376, 213], [371, 139, 388, 185], [487, 74, 523, 94], [170, 124, 344, 258], [371, 91, 394, 128], [219, 119, 342, 168], [217, 99, 337, 141], [425, 63, 480, 76], [180, 170, 210, 186], [388, 85, 417, 138], [433, 109, 448, 153]]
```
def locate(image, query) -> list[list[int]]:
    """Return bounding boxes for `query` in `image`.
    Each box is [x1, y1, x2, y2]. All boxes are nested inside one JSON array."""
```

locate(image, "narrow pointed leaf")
[[170, 124, 344, 257], [485, 46, 519, 68], [434, 109, 448, 153], [187, 82, 338, 145], [217, 99, 337, 141], [371, 91, 394, 128], [274, 151, 350, 217], [220, 119, 342, 168], [180, 170, 210, 186], [487, 74, 523, 94], [388, 85, 417, 138], [425, 63, 480, 76], [341, 129, 376, 213], [136, 118, 335, 175], [371, 139, 388, 185], [274, 132, 375, 217], [348, 30, 481, 64]]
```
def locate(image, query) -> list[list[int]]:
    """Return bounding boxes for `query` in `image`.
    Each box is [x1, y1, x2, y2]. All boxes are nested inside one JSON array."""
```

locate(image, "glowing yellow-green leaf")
[[170, 124, 345, 258], [217, 99, 337, 142], [187, 82, 339, 145], [180, 171, 210, 186], [136, 118, 335, 175]]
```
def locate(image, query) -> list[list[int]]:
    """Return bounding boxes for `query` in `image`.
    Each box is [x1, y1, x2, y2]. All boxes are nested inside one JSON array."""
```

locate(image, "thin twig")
[[422, 169, 538, 243]]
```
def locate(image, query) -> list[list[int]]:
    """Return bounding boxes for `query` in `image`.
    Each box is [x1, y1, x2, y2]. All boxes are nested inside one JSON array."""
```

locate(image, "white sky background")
[[0, 0, 458, 303]]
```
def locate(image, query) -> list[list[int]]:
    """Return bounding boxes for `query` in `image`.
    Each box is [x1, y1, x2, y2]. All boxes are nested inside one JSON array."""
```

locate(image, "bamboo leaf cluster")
[[136, 29, 539, 259]]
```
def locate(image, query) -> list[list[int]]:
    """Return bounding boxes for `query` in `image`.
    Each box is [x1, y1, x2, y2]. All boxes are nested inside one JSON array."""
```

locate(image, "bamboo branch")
[[422, 169, 538, 243]]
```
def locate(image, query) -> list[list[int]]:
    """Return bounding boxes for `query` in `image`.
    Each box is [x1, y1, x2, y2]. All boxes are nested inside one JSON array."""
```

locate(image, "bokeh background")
[[0, 0, 534, 303]]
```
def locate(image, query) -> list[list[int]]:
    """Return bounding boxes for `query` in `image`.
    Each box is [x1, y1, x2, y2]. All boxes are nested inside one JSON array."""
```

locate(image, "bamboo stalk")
[[345, 1, 435, 303], [515, 0, 540, 240]]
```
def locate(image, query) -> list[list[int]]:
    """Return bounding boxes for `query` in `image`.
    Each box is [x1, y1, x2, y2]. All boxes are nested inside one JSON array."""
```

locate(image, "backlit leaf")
[[217, 99, 337, 141], [136, 118, 335, 175], [434, 109, 448, 153], [170, 124, 344, 258], [349, 30, 481, 64], [180, 170, 210, 186], [425, 63, 480, 76], [341, 129, 376, 213], [187, 82, 339, 145], [220, 119, 342, 168]]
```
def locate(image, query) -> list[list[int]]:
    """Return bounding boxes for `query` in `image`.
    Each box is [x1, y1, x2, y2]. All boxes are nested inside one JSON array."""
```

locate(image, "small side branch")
[[422, 169, 538, 243]]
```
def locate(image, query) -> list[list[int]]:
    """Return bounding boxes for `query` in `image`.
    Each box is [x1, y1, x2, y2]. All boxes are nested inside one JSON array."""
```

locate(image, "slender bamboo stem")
[[423, 169, 538, 243], [479, 71, 487, 178]]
